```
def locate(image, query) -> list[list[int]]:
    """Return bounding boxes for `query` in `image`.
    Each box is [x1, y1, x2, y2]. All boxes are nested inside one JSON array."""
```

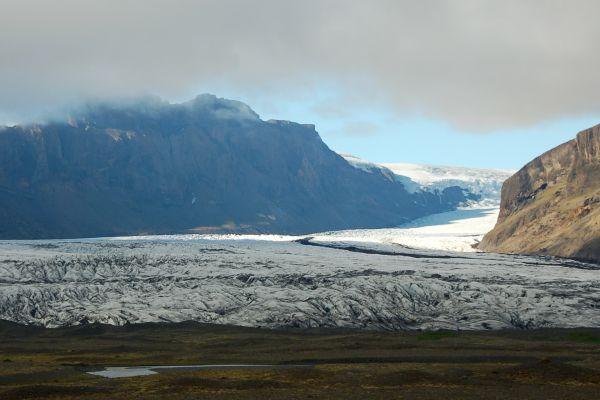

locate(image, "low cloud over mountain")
[[2, 1, 600, 131]]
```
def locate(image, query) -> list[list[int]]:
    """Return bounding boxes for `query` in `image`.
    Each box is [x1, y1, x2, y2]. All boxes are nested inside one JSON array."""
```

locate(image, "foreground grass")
[[0, 321, 599, 399]]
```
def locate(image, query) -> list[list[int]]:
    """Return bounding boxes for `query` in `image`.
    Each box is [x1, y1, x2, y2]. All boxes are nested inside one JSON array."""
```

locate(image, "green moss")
[[416, 331, 459, 340], [567, 332, 600, 344]]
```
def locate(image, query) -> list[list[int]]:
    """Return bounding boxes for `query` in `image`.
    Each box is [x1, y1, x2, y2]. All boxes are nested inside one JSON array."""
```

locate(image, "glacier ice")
[[0, 233, 598, 330]]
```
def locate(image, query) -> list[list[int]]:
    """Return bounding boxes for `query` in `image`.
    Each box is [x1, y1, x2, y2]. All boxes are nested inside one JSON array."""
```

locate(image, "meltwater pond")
[[88, 364, 308, 378]]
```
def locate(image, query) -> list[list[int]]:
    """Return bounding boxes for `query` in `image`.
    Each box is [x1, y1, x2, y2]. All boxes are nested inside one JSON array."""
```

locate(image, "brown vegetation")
[[1, 321, 599, 399]]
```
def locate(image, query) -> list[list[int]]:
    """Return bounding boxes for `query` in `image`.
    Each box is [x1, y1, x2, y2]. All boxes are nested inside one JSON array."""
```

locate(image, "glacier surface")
[[1, 220, 598, 330], [342, 154, 514, 204]]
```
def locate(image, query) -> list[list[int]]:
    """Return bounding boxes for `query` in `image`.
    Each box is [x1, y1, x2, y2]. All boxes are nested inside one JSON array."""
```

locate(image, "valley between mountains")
[[0, 95, 598, 331]]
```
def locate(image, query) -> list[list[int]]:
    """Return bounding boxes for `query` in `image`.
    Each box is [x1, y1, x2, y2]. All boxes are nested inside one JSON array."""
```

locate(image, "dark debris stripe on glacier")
[[0, 238, 598, 330]]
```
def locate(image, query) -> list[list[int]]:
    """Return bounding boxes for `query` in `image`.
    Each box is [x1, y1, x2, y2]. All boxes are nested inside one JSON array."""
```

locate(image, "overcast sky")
[[1, 0, 599, 168]]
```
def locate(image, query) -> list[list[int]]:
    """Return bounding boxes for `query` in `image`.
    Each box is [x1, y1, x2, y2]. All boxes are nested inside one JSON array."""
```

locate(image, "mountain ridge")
[[0, 94, 475, 239]]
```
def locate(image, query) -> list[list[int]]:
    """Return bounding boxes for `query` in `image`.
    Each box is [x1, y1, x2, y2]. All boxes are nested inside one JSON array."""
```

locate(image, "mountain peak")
[[62, 94, 260, 131], [183, 94, 260, 120]]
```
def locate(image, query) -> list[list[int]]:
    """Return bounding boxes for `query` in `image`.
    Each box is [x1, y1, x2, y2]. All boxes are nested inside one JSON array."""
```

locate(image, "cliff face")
[[0, 95, 474, 239], [479, 124, 600, 263]]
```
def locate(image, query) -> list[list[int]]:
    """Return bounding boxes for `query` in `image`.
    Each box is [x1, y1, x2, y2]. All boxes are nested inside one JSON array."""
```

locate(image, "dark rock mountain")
[[0, 94, 475, 239], [479, 124, 600, 263]]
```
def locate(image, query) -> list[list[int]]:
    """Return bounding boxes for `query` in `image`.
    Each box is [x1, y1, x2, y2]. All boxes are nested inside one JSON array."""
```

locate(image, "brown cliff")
[[479, 124, 600, 263]]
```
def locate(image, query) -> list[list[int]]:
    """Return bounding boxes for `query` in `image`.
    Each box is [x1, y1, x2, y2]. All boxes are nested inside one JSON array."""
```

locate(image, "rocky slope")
[[479, 124, 600, 263], [0, 95, 474, 239]]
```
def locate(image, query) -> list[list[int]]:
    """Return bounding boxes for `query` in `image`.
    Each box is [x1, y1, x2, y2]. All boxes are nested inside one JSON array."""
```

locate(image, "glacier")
[[1, 225, 598, 330], [341, 153, 514, 204], [1, 162, 597, 331]]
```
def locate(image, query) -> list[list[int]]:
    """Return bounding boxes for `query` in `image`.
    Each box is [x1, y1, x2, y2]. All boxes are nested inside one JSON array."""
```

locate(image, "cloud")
[[333, 121, 381, 137], [1, 0, 600, 131]]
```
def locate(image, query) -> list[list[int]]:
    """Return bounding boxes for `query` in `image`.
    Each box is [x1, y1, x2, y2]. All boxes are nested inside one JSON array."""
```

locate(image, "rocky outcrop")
[[479, 124, 600, 263], [0, 94, 475, 239]]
